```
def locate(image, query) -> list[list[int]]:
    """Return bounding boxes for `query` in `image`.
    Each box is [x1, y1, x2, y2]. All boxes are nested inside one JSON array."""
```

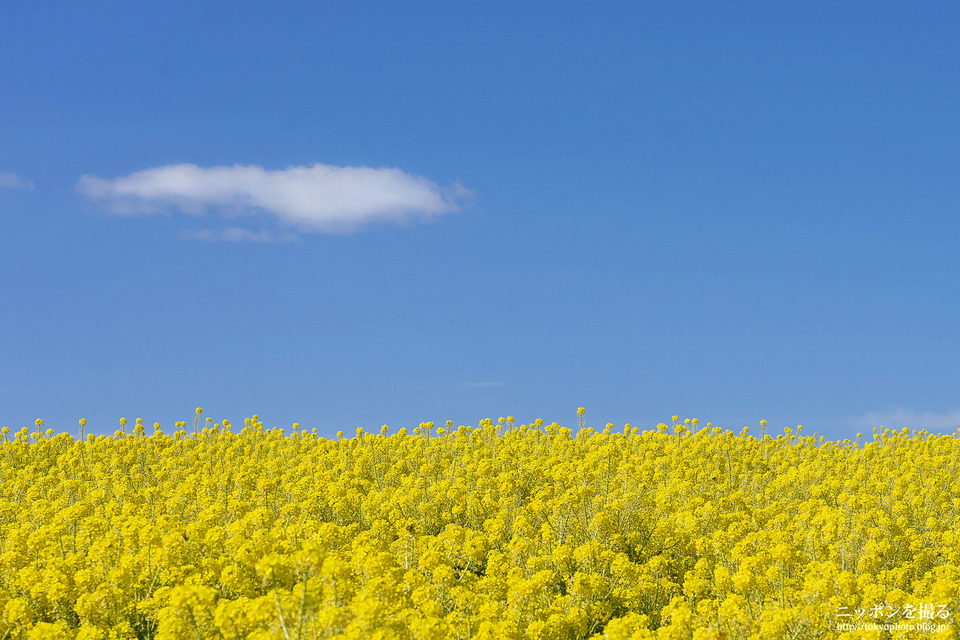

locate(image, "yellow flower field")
[[1, 411, 958, 639]]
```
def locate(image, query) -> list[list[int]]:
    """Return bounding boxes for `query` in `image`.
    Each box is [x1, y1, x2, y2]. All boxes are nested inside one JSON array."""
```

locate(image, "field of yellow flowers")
[[1, 410, 958, 639]]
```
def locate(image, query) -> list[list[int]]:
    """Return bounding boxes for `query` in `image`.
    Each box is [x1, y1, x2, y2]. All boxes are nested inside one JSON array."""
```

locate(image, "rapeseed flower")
[[0, 413, 955, 638]]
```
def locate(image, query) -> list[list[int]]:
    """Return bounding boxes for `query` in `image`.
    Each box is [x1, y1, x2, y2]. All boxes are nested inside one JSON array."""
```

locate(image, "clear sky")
[[2, 1, 959, 440]]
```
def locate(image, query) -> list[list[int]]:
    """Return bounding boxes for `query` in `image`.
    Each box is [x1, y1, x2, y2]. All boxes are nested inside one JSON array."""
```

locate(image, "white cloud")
[[0, 173, 33, 190], [76, 163, 470, 233], [851, 407, 960, 432]]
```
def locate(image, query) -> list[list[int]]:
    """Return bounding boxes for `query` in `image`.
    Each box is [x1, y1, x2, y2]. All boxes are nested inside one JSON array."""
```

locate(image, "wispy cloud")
[[461, 382, 504, 389], [0, 173, 33, 190], [851, 407, 960, 432], [178, 228, 297, 243], [76, 163, 471, 234]]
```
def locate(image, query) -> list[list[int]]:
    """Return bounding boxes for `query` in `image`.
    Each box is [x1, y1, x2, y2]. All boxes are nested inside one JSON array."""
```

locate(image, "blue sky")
[[2, 1, 959, 439]]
